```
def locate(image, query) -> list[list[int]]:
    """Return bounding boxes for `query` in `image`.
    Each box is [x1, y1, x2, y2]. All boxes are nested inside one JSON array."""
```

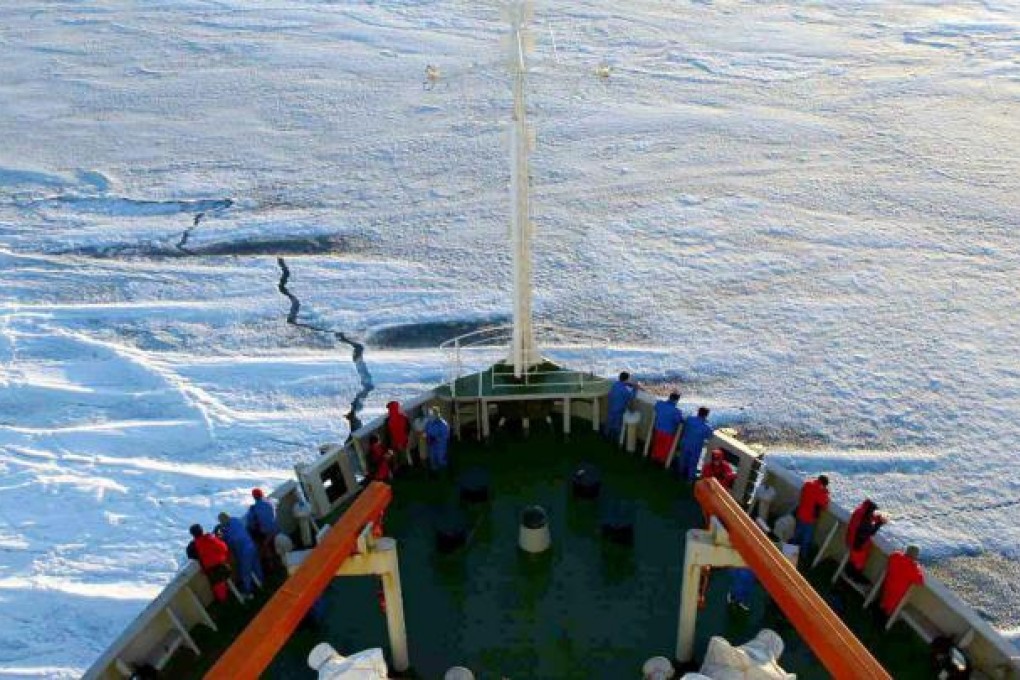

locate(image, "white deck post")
[[676, 544, 706, 664], [676, 522, 746, 663], [379, 541, 409, 672], [335, 537, 409, 672], [481, 399, 490, 439]]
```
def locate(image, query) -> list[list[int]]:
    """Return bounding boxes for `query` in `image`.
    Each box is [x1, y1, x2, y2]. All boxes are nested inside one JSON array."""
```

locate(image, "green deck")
[[167, 424, 930, 679]]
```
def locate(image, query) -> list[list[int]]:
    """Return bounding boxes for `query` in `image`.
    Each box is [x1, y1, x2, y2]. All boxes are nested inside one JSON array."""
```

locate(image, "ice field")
[[1, 0, 1019, 675]]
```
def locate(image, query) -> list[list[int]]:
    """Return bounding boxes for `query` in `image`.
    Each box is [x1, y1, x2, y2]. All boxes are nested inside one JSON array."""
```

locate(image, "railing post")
[[453, 338, 460, 399]]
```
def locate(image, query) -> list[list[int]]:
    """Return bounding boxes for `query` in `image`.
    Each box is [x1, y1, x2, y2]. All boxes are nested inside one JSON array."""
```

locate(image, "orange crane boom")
[[205, 482, 393, 680], [694, 478, 891, 680]]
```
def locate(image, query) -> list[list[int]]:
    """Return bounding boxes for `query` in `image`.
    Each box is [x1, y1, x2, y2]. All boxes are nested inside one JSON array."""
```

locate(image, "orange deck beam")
[[695, 478, 891, 680], [205, 483, 393, 680]]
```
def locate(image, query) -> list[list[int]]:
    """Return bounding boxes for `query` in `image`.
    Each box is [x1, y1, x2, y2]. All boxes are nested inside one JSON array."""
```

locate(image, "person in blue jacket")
[[650, 392, 683, 463], [677, 407, 714, 481], [246, 488, 280, 572], [246, 488, 279, 539], [425, 406, 451, 473], [603, 371, 639, 443], [728, 567, 756, 612], [217, 511, 263, 595]]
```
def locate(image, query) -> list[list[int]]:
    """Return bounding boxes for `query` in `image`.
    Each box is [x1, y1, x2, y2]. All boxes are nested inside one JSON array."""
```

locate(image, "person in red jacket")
[[367, 434, 394, 483], [880, 544, 924, 616], [794, 475, 830, 558], [386, 401, 411, 467], [846, 499, 886, 578], [187, 524, 231, 602], [702, 449, 736, 489]]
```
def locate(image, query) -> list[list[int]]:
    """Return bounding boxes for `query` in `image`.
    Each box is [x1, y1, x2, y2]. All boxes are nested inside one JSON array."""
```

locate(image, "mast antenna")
[[507, 0, 539, 378]]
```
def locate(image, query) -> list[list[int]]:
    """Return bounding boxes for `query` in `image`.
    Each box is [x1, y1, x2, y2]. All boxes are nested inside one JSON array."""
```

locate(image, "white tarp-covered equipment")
[[683, 629, 796, 680], [309, 644, 389, 679]]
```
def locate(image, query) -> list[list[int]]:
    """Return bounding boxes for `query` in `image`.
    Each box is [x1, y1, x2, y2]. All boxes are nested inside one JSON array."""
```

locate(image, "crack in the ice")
[[176, 212, 203, 255], [276, 257, 374, 436]]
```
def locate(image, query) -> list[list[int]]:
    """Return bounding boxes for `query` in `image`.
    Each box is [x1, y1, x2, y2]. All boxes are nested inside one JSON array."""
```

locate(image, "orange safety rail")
[[695, 478, 891, 680], [205, 482, 393, 680]]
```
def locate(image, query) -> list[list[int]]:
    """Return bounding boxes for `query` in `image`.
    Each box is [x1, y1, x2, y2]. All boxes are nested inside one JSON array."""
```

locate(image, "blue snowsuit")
[[425, 416, 451, 471], [220, 517, 263, 594], [677, 415, 714, 481], [246, 498, 279, 538], [653, 400, 683, 436], [729, 568, 756, 607], [604, 380, 637, 441]]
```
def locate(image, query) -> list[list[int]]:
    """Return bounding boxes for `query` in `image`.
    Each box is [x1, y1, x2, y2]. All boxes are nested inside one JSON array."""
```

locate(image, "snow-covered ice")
[[1, 0, 1019, 675]]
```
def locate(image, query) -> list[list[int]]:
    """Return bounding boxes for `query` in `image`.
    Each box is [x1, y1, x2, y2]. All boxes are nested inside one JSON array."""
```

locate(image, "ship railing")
[[623, 389, 1019, 678], [758, 465, 1020, 679], [82, 562, 221, 680], [439, 322, 612, 398], [296, 391, 442, 520], [88, 380, 1020, 680]]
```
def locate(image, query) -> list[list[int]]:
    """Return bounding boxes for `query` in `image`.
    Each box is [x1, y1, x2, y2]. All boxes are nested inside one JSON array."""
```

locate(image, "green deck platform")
[[167, 424, 931, 679], [437, 361, 609, 400]]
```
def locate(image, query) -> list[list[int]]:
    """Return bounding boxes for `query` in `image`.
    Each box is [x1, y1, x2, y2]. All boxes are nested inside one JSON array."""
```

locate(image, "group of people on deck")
[[606, 369, 924, 620], [795, 475, 923, 617], [367, 402, 451, 483], [185, 488, 281, 603], [604, 372, 717, 481]]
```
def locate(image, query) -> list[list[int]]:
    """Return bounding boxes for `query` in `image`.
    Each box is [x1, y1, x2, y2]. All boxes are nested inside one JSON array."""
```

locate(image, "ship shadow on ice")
[[57, 233, 360, 260], [731, 422, 833, 449], [183, 234, 359, 257], [366, 317, 510, 349]]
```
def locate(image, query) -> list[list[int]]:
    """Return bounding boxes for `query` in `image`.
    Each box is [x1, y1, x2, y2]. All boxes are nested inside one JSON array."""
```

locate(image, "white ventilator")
[[642, 656, 675, 679], [308, 644, 388, 680], [507, 1, 540, 377]]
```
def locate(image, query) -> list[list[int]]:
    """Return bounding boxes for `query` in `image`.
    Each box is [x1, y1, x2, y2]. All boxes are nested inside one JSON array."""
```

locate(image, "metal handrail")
[[440, 323, 611, 398]]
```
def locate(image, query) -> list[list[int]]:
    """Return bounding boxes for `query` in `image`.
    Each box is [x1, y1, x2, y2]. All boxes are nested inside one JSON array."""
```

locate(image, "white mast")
[[508, 1, 539, 378]]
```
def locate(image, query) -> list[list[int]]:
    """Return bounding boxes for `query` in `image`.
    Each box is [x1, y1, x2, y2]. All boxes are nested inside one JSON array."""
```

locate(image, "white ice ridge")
[[0, 577, 161, 602]]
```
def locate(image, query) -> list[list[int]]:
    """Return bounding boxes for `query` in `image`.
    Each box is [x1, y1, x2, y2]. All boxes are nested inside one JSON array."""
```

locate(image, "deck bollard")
[[571, 463, 601, 499], [519, 505, 551, 553]]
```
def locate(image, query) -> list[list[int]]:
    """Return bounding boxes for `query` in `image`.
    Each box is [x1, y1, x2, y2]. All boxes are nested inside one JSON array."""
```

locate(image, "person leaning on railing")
[[386, 401, 412, 468], [676, 407, 714, 481], [650, 392, 683, 464], [880, 544, 924, 617], [187, 523, 231, 602], [216, 511, 263, 598], [794, 474, 830, 564], [246, 488, 282, 576], [845, 498, 886, 581], [603, 371, 639, 442]]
